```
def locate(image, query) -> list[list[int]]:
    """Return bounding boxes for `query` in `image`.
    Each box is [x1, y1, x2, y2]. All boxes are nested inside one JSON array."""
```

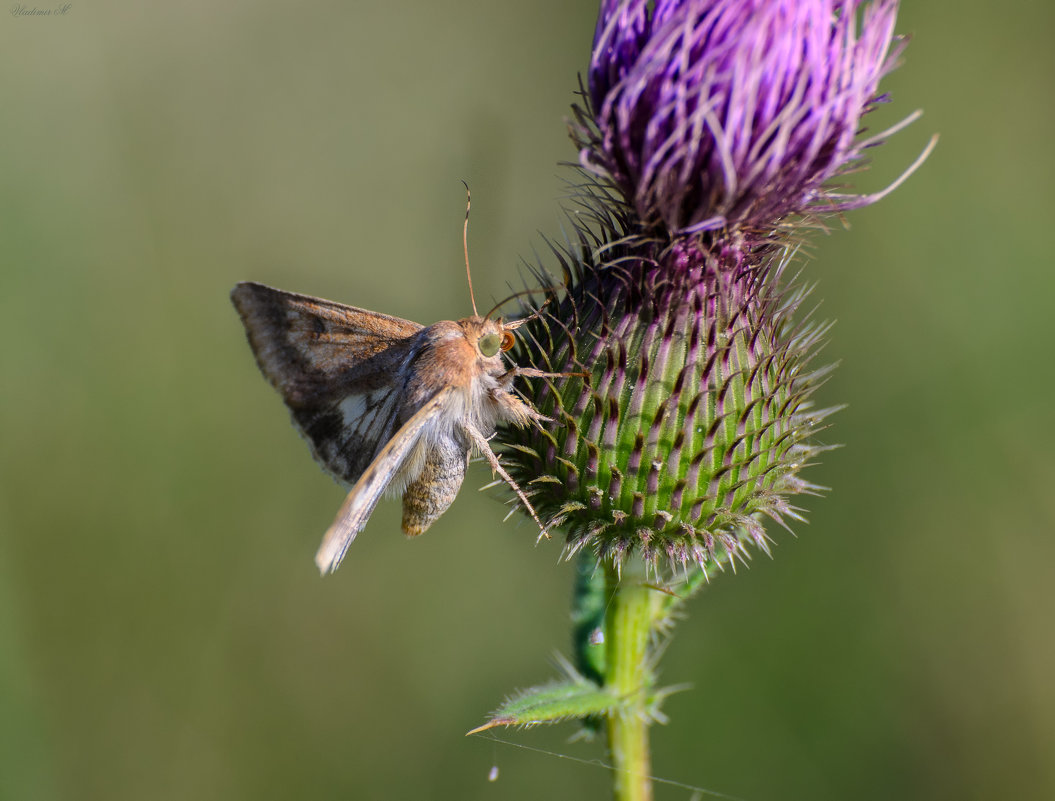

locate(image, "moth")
[[232, 281, 558, 573], [231, 199, 558, 574]]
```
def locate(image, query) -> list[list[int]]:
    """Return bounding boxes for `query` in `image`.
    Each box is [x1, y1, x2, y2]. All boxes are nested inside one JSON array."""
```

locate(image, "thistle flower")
[[478, 4, 927, 791], [577, 0, 910, 234], [492, 0, 925, 576]]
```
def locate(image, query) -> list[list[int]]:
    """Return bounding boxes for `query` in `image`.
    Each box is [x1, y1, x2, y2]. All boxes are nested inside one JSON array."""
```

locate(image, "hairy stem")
[[605, 556, 654, 801]]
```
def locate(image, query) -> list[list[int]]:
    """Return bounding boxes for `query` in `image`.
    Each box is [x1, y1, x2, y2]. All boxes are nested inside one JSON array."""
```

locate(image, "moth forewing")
[[231, 282, 427, 487], [230, 281, 423, 405], [315, 387, 458, 574]]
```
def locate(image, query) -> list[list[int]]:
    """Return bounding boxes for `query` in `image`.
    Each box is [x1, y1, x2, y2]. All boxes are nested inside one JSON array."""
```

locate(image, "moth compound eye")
[[478, 332, 502, 357], [500, 331, 515, 352]]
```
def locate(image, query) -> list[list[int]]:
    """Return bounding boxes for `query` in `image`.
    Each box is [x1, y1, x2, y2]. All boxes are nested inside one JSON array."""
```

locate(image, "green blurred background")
[[2, 1, 1052, 799]]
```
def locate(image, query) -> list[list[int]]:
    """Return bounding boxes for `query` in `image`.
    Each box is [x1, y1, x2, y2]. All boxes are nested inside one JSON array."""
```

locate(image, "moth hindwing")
[[231, 281, 550, 574]]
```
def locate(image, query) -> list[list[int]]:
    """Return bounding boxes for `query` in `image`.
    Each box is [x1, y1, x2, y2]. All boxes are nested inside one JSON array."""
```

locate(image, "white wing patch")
[[312, 387, 404, 484], [339, 389, 392, 436]]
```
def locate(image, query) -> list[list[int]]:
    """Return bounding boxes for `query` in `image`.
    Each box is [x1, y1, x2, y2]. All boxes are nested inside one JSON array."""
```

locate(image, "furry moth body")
[[231, 281, 549, 574]]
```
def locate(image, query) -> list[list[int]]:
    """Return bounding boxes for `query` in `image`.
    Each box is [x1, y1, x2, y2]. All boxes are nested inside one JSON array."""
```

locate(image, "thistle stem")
[[604, 556, 654, 801]]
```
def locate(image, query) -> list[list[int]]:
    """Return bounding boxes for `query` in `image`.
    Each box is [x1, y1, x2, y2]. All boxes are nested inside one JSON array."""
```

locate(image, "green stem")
[[604, 556, 654, 801]]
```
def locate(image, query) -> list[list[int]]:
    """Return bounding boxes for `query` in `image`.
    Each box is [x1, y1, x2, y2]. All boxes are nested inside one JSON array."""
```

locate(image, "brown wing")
[[231, 281, 425, 484], [231, 282, 422, 405]]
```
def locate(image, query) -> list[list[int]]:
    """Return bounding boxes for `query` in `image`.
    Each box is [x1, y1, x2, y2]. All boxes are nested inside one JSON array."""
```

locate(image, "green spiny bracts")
[[503, 211, 836, 575]]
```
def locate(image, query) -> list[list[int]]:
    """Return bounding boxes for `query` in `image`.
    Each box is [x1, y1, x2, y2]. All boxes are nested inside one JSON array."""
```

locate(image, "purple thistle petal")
[[579, 0, 912, 233]]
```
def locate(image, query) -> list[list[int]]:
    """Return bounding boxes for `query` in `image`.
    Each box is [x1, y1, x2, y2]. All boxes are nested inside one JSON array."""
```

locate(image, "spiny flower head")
[[505, 217, 835, 573], [577, 0, 907, 234], [494, 0, 922, 576]]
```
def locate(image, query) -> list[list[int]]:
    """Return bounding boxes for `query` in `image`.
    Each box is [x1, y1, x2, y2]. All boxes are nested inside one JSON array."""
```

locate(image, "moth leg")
[[497, 366, 589, 426], [401, 436, 468, 536], [515, 367, 588, 380], [462, 421, 550, 540], [498, 366, 587, 385]]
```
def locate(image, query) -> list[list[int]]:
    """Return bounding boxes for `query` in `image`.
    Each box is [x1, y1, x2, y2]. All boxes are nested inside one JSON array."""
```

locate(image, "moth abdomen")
[[401, 435, 469, 536]]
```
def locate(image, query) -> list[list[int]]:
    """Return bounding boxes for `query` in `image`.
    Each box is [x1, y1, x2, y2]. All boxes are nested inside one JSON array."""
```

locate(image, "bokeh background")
[[2, 1, 1052, 799]]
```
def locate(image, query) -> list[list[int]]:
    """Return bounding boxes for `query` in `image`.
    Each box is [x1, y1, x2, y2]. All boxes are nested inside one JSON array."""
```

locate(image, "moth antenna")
[[461, 180, 478, 317]]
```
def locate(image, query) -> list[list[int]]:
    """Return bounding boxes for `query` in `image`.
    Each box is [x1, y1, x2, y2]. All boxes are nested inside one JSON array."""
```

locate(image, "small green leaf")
[[467, 678, 617, 734]]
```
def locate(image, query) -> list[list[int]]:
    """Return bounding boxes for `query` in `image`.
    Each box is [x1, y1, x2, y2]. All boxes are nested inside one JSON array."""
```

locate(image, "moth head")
[[475, 319, 516, 358]]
